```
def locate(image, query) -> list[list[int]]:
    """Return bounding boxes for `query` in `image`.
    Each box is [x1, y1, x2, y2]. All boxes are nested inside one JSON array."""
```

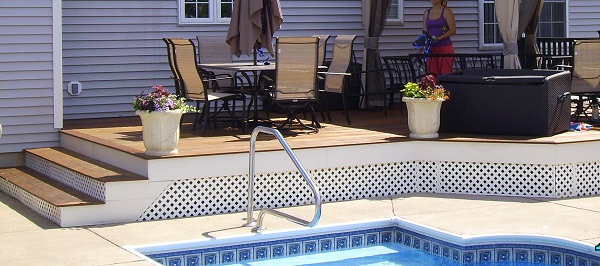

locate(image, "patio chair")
[[382, 55, 414, 111], [196, 36, 251, 93], [311, 34, 331, 67], [165, 38, 247, 134], [319, 35, 392, 125], [163, 38, 183, 97], [570, 39, 600, 123], [269, 36, 321, 132]]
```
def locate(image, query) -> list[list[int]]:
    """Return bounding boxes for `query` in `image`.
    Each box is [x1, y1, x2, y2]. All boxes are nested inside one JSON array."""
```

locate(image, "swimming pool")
[[125, 217, 600, 266]]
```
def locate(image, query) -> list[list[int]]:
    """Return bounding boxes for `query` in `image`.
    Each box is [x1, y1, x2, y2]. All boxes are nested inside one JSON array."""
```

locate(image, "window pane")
[[538, 1, 566, 37], [483, 4, 495, 24], [388, 1, 398, 20], [221, 0, 234, 18], [184, 0, 209, 19], [538, 23, 551, 37], [484, 24, 495, 44], [185, 3, 197, 18], [198, 3, 209, 18], [552, 24, 565, 37]]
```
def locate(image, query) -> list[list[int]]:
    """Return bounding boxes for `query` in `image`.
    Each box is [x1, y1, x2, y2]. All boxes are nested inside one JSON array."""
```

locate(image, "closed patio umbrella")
[[495, 0, 521, 69], [361, 0, 391, 107], [226, 0, 283, 59], [519, 0, 544, 69]]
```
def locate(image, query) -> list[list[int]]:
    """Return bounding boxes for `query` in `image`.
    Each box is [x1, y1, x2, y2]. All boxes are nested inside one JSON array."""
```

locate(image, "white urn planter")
[[136, 109, 184, 156], [402, 97, 445, 139]]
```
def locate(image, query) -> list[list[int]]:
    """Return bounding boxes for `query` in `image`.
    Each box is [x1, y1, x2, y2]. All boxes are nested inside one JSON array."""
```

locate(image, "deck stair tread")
[[0, 167, 103, 207], [26, 147, 147, 182]]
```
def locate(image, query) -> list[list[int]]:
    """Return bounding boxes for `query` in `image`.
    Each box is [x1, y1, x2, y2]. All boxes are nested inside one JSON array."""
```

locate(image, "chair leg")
[[320, 91, 332, 123], [201, 103, 210, 135], [241, 96, 248, 134], [212, 101, 218, 130], [193, 102, 203, 131], [342, 91, 351, 125], [383, 93, 388, 117], [308, 104, 321, 128]]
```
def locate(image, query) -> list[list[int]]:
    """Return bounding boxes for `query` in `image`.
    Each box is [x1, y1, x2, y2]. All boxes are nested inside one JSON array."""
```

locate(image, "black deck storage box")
[[437, 69, 572, 136]]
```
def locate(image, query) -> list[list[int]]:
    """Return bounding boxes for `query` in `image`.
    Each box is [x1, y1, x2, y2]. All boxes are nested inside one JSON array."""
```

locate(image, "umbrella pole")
[[253, 42, 258, 66]]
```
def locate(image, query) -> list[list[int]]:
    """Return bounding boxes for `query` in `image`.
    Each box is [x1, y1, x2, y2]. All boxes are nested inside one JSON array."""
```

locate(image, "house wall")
[[568, 0, 600, 38], [0, 1, 58, 160]]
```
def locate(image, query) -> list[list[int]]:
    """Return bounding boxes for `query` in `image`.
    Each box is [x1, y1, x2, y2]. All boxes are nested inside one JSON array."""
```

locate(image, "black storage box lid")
[[438, 69, 566, 85]]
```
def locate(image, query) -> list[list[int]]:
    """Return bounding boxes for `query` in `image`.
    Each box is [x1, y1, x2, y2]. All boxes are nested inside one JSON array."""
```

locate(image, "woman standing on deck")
[[423, 0, 456, 77]]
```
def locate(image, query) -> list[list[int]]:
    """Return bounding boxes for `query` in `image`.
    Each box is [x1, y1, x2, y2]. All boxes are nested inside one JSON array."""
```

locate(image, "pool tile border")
[[134, 219, 600, 266]]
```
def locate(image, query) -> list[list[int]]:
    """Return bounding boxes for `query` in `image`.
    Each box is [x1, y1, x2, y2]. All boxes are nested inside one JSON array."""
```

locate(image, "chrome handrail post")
[[246, 126, 322, 231]]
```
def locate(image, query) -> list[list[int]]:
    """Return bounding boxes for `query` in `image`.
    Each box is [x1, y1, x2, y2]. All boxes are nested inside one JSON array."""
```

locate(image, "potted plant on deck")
[[401, 74, 450, 139], [133, 85, 195, 156]]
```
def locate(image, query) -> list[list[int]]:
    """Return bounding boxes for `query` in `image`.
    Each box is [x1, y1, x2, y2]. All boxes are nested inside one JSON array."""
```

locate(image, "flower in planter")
[[401, 74, 450, 101], [133, 85, 196, 112]]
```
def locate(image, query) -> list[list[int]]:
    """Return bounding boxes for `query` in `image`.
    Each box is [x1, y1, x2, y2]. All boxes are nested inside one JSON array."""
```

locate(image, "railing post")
[[245, 126, 322, 230]]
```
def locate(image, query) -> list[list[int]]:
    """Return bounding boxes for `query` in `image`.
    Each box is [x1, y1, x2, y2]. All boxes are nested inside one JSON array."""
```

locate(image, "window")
[[387, 0, 404, 24], [480, 0, 566, 47], [538, 0, 566, 37], [179, 0, 234, 24]]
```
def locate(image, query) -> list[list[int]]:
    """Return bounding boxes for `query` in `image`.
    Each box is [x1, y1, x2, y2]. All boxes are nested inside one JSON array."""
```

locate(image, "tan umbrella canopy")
[[226, 0, 283, 58], [495, 0, 521, 69]]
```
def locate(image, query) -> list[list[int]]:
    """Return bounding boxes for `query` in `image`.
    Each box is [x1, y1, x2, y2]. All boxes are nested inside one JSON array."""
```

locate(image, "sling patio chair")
[[196, 36, 252, 93], [319, 35, 393, 125], [311, 34, 331, 67], [165, 38, 247, 134], [570, 39, 600, 123], [268, 36, 321, 132]]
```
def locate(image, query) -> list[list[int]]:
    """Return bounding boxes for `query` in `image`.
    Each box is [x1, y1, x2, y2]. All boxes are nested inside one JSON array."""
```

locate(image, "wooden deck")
[[62, 105, 600, 159]]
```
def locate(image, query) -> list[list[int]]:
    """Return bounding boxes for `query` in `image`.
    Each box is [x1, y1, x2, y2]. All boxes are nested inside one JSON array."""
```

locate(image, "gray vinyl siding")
[[0, 1, 59, 153], [568, 0, 600, 38]]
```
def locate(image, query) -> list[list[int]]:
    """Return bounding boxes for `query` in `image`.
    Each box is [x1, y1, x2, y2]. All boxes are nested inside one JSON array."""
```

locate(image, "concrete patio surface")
[[1, 192, 599, 265]]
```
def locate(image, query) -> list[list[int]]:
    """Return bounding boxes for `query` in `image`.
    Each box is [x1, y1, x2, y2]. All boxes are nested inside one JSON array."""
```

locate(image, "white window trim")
[[478, 0, 502, 50], [178, 0, 232, 25], [387, 0, 405, 25]]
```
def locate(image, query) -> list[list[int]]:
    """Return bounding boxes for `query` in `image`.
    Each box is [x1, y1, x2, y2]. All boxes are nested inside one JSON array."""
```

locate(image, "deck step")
[[26, 147, 147, 183], [0, 167, 102, 207]]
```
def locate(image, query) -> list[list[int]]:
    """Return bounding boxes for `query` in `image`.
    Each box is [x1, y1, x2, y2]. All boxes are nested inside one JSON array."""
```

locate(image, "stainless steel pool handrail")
[[246, 126, 322, 231]]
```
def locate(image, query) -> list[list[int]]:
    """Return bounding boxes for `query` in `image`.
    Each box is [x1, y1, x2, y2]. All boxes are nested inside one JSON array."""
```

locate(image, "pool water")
[[226, 243, 552, 266]]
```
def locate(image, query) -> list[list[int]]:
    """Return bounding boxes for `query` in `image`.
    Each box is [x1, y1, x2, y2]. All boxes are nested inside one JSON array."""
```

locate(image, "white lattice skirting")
[[139, 160, 600, 221]]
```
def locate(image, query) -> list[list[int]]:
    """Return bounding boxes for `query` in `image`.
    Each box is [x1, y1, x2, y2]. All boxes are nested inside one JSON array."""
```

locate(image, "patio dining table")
[[198, 62, 327, 127], [199, 62, 277, 127]]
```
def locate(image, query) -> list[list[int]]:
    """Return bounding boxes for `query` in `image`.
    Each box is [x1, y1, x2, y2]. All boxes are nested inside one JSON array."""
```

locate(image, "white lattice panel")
[[0, 178, 61, 225], [26, 153, 105, 201], [139, 160, 600, 221], [555, 164, 574, 198], [574, 161, 600, 197], [415, 161, 437, 193], [438, 162, 555, 197], [140, 162, 414, 221]]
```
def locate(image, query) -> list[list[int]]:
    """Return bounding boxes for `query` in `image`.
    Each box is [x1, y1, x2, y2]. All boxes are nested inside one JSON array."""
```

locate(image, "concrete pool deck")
[[1, 192, 600, 265]]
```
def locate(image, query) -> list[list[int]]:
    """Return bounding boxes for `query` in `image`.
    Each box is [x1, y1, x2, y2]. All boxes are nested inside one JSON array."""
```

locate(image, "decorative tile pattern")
[[142, 224, 600, 266]]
